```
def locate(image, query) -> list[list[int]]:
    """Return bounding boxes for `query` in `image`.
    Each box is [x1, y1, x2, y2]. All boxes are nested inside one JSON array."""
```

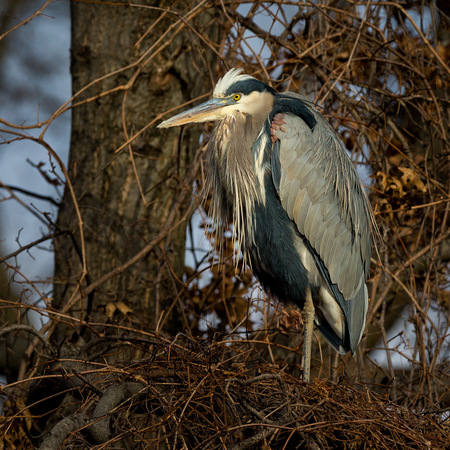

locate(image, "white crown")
[[213, 68, 256, 97]]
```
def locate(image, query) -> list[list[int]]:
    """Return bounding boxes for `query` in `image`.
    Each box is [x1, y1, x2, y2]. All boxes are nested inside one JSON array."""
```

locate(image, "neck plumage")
[[205, 111, 267, 261]]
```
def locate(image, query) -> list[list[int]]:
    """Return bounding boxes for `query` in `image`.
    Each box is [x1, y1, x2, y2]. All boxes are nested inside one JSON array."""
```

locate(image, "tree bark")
[[53, 0, 222, 344]]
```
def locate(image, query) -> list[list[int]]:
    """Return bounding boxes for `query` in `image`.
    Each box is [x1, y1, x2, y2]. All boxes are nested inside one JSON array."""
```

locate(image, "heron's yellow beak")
[[157, 98, 232, 128]]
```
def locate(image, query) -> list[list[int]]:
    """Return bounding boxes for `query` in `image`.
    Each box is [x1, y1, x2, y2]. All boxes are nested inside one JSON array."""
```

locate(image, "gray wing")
[[271, 97, 372, 301]]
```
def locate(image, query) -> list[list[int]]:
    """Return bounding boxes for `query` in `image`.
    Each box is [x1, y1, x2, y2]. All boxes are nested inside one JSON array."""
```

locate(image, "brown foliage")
[[2, 332, 449, 449]]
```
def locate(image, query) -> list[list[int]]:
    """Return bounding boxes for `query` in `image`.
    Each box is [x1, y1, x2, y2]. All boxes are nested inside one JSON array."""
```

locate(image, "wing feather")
[[271, 101, 372, 301], [304, 202, 322, 240], [314, 220, 328, 249], [295, 191, 311, 231], [285, 179, 300, 216], [291, 188, 307, 221]]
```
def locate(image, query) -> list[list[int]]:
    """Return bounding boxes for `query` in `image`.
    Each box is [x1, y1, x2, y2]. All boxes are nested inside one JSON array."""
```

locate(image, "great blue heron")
[[158, 68, 372, 381]]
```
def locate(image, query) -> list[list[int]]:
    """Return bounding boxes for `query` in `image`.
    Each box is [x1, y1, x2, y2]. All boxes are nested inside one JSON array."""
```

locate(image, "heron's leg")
[[302, 286, 315, 382]]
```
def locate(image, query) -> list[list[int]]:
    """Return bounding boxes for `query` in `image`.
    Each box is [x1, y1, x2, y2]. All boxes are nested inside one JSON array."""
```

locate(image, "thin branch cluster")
[[0, 0, 449, 448], [3, 332, 449, 449]]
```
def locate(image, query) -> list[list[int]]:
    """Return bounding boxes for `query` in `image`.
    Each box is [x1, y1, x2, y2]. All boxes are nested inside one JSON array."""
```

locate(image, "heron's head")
[[158, 68, 275, 128]]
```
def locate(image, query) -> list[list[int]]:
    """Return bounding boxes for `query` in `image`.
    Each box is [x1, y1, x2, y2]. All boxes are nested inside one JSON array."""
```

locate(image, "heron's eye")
[[233, 94, 241, 101]]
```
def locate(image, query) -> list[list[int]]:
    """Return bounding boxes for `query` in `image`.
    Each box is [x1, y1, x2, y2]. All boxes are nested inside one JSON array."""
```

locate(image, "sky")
[[1, 0, 71, 308]]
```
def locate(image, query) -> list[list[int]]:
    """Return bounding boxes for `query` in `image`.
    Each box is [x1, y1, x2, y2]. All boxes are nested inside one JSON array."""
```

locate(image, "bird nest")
[[2, 333, 448, 449]]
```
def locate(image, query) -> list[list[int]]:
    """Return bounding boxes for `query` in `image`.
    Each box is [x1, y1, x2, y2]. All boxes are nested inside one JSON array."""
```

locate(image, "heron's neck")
[[206, 112, 268, 256]]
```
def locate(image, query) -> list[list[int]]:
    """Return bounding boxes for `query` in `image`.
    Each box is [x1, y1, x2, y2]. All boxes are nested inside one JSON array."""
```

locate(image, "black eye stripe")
[[224, 79, 275, 96]]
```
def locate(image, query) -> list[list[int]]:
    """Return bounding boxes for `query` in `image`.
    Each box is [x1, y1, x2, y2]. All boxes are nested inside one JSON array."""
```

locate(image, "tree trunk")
[[53, 0, 222, 345]]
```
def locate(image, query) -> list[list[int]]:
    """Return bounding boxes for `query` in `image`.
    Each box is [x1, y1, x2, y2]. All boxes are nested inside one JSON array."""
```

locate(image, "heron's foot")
[[271, 113, 286, 143]]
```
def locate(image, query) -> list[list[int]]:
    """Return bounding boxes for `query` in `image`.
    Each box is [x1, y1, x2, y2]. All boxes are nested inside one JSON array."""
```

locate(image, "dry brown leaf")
[[377, 171, 404, 197], [116, 301, 133, 315], [398, 167, 427, 192], [106, 302, 116, 320]]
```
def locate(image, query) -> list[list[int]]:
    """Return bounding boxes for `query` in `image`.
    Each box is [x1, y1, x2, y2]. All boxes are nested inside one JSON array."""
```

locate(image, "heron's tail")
[[314, 282, 368, 354]]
